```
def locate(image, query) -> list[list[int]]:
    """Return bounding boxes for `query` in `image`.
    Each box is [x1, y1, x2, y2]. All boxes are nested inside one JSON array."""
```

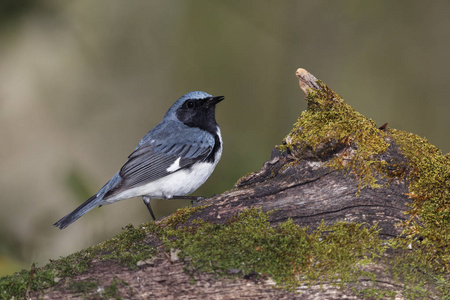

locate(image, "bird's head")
[[164, 91, 224, 133]]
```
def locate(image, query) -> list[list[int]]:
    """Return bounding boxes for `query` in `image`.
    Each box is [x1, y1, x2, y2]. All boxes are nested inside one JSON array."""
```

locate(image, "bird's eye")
[[186, 101, 195, 109]]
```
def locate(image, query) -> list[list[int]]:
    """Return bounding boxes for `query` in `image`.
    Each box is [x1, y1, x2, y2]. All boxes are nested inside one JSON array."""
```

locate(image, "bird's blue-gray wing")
[[105, 121, 214, 197]]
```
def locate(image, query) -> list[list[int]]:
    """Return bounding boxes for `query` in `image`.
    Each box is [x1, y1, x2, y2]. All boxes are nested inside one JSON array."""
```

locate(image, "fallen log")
[[3, 68, 449, 299]]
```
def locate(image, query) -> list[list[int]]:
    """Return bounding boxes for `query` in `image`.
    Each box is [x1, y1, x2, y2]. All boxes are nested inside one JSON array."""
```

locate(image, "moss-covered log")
[[2, 68, 449, 299]]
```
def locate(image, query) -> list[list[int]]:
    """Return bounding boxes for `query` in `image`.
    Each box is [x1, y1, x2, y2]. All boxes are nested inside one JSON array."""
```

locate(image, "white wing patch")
[[166, 157, 181, 172]]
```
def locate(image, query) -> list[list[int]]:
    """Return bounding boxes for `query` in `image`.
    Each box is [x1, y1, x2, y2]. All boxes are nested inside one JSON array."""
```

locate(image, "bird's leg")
[[142, 196, 156, 221], [172, 195, 205, 204]]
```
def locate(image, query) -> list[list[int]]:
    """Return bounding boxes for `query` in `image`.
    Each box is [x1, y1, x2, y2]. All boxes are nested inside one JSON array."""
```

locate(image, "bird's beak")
[[208, 95, 225, 106]]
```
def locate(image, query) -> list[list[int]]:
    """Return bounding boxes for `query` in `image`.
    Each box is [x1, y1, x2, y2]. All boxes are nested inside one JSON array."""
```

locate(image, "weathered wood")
[[33, 247, 407, 299], [192, 146, 410, 239]]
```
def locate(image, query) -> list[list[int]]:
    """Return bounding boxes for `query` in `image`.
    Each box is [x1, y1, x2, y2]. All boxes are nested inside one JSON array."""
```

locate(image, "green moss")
[[152, 207, 387, 293], [92, 223, 156, 269], [281, 82, 389, 192], [1, 201, 448, 299], [276, 80, 450, 296], [153, 206, 449, 298], [390, 129, 450, 269], [389, 129, 450, 299], [0, 205, 206, 299], [102, 276, 131, 300], [67, 278, 98, 296], [375, 129, 450, 299], [66, 276, 131, 300], [0, 252, 93, 299], [158, 205, 208, 230], [0, 223, 157, 299], [388, 244, 450, 299]]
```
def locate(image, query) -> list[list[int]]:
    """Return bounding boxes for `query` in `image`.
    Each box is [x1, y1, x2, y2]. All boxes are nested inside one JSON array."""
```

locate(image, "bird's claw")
[[191, 196, 205, 205]]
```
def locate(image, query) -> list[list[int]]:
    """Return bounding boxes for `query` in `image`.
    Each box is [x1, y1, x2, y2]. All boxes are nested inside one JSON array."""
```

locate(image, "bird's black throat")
[[176, 97, 222, 163], [176, 97, 221, 136]]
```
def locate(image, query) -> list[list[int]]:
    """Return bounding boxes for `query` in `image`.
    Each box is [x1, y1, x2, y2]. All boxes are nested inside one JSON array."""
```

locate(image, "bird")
[[54, 91, 224, 229]]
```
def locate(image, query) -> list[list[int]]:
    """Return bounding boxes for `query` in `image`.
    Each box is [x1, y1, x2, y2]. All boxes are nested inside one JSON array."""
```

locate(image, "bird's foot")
[[191, 196, 205, 205], [170, 195, 205, 204]]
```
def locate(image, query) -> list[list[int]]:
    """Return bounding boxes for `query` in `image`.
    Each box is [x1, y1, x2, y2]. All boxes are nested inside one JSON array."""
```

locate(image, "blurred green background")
[[1, 1, 449, 276]]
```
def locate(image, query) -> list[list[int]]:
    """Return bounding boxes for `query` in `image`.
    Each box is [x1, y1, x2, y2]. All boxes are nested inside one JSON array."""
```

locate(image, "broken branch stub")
[[295, 68, 321, 95]]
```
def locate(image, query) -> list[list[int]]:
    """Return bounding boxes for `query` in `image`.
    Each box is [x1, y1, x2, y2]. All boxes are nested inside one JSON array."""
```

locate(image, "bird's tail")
[[53, 194, 101, 229]]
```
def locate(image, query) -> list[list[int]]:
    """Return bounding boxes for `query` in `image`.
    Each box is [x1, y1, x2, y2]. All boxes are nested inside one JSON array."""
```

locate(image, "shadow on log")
[[4, 68, 449, 299]]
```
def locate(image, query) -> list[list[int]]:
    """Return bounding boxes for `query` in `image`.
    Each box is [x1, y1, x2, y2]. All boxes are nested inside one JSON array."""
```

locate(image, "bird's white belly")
[[105, 147, 222, 203]]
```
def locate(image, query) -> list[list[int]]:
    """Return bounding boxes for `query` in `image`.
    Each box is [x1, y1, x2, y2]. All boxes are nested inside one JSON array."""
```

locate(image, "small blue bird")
[[54, 91, 224, 229]]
